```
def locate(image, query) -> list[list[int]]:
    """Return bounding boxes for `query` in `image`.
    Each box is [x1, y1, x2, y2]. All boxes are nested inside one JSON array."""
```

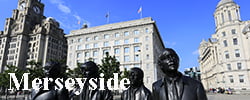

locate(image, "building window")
[[237, 63, 242, 70], [124, 39, 129, 44], [115, 33, 120, 37], [134, 46, 140, 52], [86, 37, 91, 41], [134, 38, 139, 43], [233, 38, 238, 45], [146, 63, 150, 69], [10, 44, 16, 48], [77, 45, 82, 50], [228, 11, 232, 21], [134, 64, 140, 68], [114, 48, 120, 54], [124, 55, 130, 62], [146, 76, 150, 83], [93, 51, 98, 56], [77, 53, 82, 58], [235, 49, 240, 57], [134, 54, 140, 61], [93, 58, 98, 63], [223, 40, 228, 47], [85, 52, 90, 57], [236, 10, 239, 19], [124, 65, 129, 69], [94, 43, 98, 48], [227, 64, 231, 70], [221, 13, 225, 23], [115, 56, 120, 61], [134, 30, 139, 35], [114, 40, 120, 45], [145, 36, 149, 41], [124, 47, 129, 53], [145, 28, 149, 33], [104, 34, 109, 39], [225, 51, 230, 59], [78, 38, 83, 42], [85, 44, 90, 49], [146, 54, 150, 60], [239, 75, 244, 83], [94, 36, 98, 40], [228, 75, 234, 83], [222, 32, 226, 36], [104, 41, 109, 47], [146, 44, 149, 50], [124, 31, 129, 36], [103, 49, 109, 55], [231, 29, 236, 34]]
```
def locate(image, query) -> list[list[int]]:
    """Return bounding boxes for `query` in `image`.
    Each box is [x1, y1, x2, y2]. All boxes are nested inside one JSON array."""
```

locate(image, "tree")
[[121, 68, 129, 79], [0, 65, 26, 99], [99, 52, 121, 81], [26, 60, 44, 87]]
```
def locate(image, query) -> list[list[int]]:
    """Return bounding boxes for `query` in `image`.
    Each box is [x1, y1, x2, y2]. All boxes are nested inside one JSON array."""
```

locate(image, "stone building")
[[0, 0, 67, 72], [184, 67, 201, 81], [199, 0, 250, 94], [66, 17, 165, 89]]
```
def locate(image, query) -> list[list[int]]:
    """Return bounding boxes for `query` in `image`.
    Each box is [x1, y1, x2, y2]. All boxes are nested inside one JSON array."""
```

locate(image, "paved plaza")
[[1, 93, 250, 100], [207, 94, 250, 100]]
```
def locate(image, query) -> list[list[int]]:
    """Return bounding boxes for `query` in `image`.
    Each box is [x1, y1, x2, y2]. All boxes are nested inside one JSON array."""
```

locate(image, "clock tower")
[[0, 0, 67, 72]]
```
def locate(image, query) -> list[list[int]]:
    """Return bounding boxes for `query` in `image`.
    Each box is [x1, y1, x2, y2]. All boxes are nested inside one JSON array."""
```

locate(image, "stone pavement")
[[1, 93, 250, 100], [207, 93, 250, 100]]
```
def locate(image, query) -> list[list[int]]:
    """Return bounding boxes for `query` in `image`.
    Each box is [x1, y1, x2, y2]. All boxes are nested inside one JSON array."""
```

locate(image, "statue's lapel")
[[160, 78, 168, 100]]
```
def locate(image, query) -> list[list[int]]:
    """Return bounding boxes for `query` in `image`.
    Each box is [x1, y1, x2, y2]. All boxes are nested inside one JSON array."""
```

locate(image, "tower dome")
[[217, 0, 235, 7]]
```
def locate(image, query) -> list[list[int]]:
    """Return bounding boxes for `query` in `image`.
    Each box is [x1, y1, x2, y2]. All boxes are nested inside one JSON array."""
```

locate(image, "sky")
[[0, 0, 250, 72]]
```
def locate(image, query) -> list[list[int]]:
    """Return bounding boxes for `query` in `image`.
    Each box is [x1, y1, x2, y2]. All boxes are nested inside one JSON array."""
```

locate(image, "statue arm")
[[146, 93, 153, 100], [57, 88, 70, 100], [103, 90, 113, 100], [197, 83, 208, 100], [152, 85, 159, 100]]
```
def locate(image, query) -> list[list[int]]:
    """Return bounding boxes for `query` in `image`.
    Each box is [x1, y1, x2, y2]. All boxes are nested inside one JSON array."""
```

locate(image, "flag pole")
[[78, 21, 81, 29], [140, 7, 142, 19], [106, 12, 110, 24]]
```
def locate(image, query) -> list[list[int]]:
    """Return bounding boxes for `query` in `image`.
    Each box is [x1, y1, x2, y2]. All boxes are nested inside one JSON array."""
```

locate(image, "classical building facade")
[[66, 17, 165, 89], [0, 0, 67, 72], [199, 0, 250, 93]]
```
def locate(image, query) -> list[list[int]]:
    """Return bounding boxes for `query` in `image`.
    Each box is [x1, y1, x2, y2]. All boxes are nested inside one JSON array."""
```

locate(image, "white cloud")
[[48, 0, 90, 33], [49, 0, 63, 4], [58, 4, 71, 14], [165, 41, 177, 47], [73, 15, 81, 21], [192, 50, 199, 55], [49, 0, 71, 14]]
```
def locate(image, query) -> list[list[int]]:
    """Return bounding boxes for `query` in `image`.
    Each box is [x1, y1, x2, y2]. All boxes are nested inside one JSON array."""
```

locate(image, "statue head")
[[129, 67, 144, 88], [44, 61, 61, 79], [158, 48, 180, 74], [80, 61, 99, 78]]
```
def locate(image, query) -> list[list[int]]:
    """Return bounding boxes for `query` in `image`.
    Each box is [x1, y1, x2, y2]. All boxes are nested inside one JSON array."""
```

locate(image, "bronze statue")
[[152, 48, 207, 100], [78, 61, 113, 100], [121, 67, 152, 100], [30, 61, 70, 100]]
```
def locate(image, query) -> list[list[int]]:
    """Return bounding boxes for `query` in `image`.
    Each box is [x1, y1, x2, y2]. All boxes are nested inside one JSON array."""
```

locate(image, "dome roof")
[[217, 0, 235, 7]]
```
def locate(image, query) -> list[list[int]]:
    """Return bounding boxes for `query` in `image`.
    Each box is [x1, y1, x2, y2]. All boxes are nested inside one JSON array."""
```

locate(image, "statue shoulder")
[[153, 79, 164, 87]]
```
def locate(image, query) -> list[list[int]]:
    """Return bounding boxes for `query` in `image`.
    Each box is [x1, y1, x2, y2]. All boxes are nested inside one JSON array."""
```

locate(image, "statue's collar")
[[159, 72, 188, 87]]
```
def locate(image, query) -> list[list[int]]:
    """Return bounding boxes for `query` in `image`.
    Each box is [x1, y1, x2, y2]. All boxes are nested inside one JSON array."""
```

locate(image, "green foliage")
[[69, 63, 83, 78], [26, 60, 44, 87], [99, 52, 121, 81], [0, 65, 26, 89], [121, 68, 130, 79]]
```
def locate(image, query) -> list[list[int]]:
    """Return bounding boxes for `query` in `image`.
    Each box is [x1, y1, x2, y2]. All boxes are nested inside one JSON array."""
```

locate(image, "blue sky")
[[1, 0, 250, 72]]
